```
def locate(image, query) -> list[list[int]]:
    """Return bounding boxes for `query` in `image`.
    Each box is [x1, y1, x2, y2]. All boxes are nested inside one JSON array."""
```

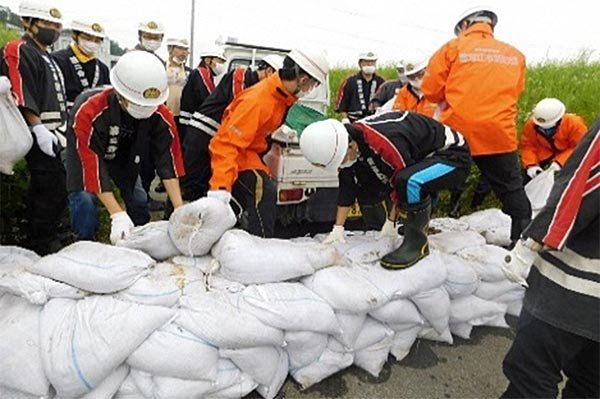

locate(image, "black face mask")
[[34, 26, 60, 46]]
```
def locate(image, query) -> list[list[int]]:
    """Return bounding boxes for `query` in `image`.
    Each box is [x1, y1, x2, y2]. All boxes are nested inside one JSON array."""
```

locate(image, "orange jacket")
[[422, 23, 526, 156], [392, 85, 437, 118], [209, 73, 297, 191], [520, 113, 588, 167]]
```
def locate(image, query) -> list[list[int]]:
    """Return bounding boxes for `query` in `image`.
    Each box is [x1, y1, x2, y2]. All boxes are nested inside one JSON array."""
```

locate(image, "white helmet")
[[199, 47, 226, 61], [138, 20, 165, 35], [404, 59, 428, 77], [358, 51, 378, 61], [288, 48, 329, 84], [166, 38, 189, 49], [261, 54, 284, 71], [71, 20, 106, 39], [300, 119, 349, 171], [110, 51, 169, 106], [532, 98, 566, 129], [454, 6, 498, 36], [18, 1, 63, 24]]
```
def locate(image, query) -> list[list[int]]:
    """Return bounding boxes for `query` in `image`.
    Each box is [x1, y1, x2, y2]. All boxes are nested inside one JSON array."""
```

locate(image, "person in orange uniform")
[[392, 59, 437, 118], [422, 6, 531, 245], [520, 97, 587, 183], [207, 48, 329, 238]]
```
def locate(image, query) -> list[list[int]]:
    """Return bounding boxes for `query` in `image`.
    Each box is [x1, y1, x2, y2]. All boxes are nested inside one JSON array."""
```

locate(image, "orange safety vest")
[[209, 74, 297, 191], [520, 113, 588, 167], [391, 85, 437, 118], [422, 23, 526, 156]]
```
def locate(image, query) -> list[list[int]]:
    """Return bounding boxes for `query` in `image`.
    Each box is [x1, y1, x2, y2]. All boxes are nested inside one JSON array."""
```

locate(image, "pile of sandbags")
[[0, 208, 523, 399]]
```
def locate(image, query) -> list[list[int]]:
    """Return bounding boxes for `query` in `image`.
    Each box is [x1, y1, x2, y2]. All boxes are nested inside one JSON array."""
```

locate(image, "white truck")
[[221, 40, 357, 226]]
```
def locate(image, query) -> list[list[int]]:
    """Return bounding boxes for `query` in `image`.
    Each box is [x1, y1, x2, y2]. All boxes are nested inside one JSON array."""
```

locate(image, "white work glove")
[[502, 239, 541, 288], [377, 219, 399, 240], [207, 190, 232, 204], [527, 166, 543, 179], [322, 225, 346, 245], [0, 76, 11, 95], [109, 211, 134, 245], [341, 118, 351, 124], [548, 162, 561, 173], [31, 124, 58, 157]]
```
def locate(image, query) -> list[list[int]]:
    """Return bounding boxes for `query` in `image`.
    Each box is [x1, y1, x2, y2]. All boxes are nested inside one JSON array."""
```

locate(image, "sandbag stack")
[[0, 204, 524, 399]]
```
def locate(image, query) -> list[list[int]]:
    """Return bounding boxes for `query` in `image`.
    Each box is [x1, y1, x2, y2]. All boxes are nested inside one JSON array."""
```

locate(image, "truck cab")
[[220, 40, 340, 226]]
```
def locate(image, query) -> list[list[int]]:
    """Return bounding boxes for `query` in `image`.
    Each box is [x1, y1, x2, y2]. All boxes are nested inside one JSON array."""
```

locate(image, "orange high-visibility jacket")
[[209, 73, 297, 191], [422, 23, 526, 156], [392, 85, 437, 118], [520, 113, 588, 168]]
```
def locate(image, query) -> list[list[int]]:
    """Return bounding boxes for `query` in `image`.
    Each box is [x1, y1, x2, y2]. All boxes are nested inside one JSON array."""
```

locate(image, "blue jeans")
[[69, 176, 150, 240]]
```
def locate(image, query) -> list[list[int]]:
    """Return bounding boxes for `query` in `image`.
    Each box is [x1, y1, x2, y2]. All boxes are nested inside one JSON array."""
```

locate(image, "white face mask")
[[399, 74, 408, 85], [78, 38, 102, 56], [361, 65, 376, 75], [172, 55, 187, 65], [126, 102, 158, 120], [212, 62, 227, 75], [408, 77, 423, 90], [142, 38, 161, 52], [339, 158, 357, 169]]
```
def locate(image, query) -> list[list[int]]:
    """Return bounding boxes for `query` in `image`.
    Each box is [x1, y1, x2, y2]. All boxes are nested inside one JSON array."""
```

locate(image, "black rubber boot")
[[381, 197, 431, 270], [448, 191, 462, 218], [506, 217, 531, 249]]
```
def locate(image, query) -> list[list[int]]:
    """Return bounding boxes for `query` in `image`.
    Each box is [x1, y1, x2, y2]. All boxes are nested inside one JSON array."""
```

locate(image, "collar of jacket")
[[70, 42, 96, 62], [461, 22, 494, 38], [268, 73, 298, 107], [22, 34, 48, 53]]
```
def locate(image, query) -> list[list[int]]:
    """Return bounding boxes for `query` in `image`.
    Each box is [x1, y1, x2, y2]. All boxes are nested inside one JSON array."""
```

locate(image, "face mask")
[[34, 26, 60, 46], [211, 62, 227, 75], [339, 158, 357, 169], [126, 102, 158, 120], [78, 38, 101, 56], [172, 55, 187, 65], [538, 125, 558, 137], [408, 77, 423, 89], [399, 75, 408, 85], [141, 39, 161, 52], [361, 65, 376, 75]]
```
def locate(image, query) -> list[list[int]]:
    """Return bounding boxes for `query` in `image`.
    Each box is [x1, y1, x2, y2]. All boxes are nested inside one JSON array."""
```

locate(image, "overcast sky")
[[3, 0, 599, 66]]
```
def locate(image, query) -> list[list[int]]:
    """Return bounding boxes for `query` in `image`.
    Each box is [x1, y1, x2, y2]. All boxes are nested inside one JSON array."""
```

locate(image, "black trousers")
[[181, 128, 212, 201], [24, 142, 67, 255], [502, 309, 600, 399], [231, 170, 277, 238]]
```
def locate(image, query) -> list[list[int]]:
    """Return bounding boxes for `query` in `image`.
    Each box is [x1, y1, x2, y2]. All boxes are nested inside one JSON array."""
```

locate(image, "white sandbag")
[[220, 346, 280, 386], [176, 291, 285, 349], [354, 330, 394, 377], [390, 325, 421, 362], [128, 323, 219, 380], [0, 270, 86, 305], [239, 283, 340, 334], [0, 89, 33, 175], [117, 221, 180, 261], [429, 217, 469, 233], [0, 245, 40, 272], [506, 300, 523, 317], [525, 169, 554, 218], [172, 255, 218, 274], [114, 370, 145, 399], [442, 254, 480, 299], [449, 295, 509, 338], [169, 197, 237, 256], [0, 294, 49, 396], [204, 274, 246, 295], [284, 331, 328, 369], [419, 325, 453, 344], [27, 241, 154, 293], [79, 364, 130, 399], [290, 339, 354, 389], [255, 349, 288, 399], [449, 323, 474, 339], [455, 244, 509, 282], [129, 369, 154, 399], [333, 311, 366, 349], [115, 262, 205, 307], [40, 296, 175, 398], [303, 252, 448, 313], [354, 317, 394, 351], [460, 209, 511, 247], [429, 230, 486, 254], [411, 287, 450, 334], [342, 233, 401, 265], [212, 229, 337, 284], [493, 287, 525, 305], [0, 386, 40, 399], [474, 280, 523, 301], [370, 298, 424, 331]]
